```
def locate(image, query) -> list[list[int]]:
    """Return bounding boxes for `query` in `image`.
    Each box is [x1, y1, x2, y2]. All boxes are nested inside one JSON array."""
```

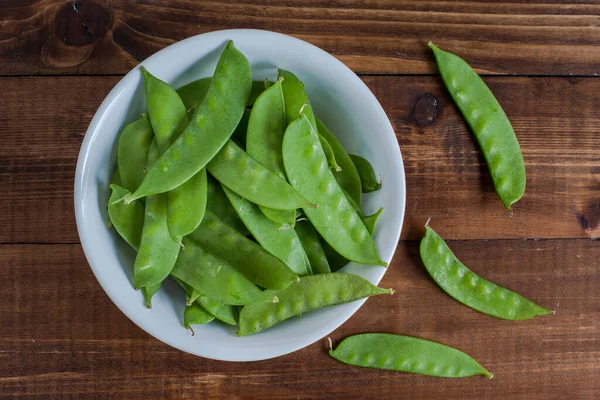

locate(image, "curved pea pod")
[[429, 43, 526, 209], [295, 220, 330, 274], [278, 69, 317, 127], [143, 283, 162, 308], [108, 181, 144, 251], [316, 119, 362, 205], [231, 108, 251, 149], [171, 237, 268, 305], [133, 142, 180, 289], [184, 302, 214, 330], [207, 140, 313, 211], [319, 134, 342, 172], [122, 41, 252, 203], [245, 78, 296, 225], [141, 67, 208, 242], [190, 211, 299, 290], [206, 175, 249, 235], [223, 187, 311, 276], [173, 278, 202, 305], [196, 294, 239, 326], [238, 273, 393, 336], [177, 79, 266, 112], [363, 208, 384, 235], [420, 226, 553, 320], [349, 154, 381, 193], [330, 333, 493, 379], [117, 114, 153, 192], [282, 114, 385, 266]]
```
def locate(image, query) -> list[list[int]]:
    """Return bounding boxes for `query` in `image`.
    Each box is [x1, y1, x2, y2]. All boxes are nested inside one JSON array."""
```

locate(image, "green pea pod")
[[141, 67, 207, 242], [177, 79, 266, 112], [295, 220, 331, 274], [171, 237, 268, 305], [143, 283, 162, 308], [133, 141, 180, 289], [108, 181, 144, 251], [363, 208, 384, 235], [231, 108, 251, 149], [196, 293, 239, 326], [316, 119, 362, 205], [429, 43, 526, 209], [173, 277, 202, 305], [190, 211, 299, 290], [238, 273, 393, 336], [117, 114, 153, 192], [420, 226, 553, 320], [278, 69, 317, 129], [223, 187, 311, 276], [330, 333, 493, 379], [282, 114, 385, 266], [206, 175, 249, 235], [245, 78, 296, 226], [319, 134, 342, 172], [184, 302, 214, 329], [349, 154, 381, 193], [207, 140, 313, 211], [122, 41, 252, 203]]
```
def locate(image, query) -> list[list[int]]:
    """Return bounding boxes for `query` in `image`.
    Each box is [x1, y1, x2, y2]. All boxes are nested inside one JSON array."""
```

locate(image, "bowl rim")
[[74, 28, 406, 361]]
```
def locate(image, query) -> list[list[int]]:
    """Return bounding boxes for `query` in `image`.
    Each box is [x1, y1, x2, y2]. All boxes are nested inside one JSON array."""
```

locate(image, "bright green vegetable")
[[316, 119, 362, 205], [420, 226, 552, 320], [430, 42, 526, 209], [223, 187, 311, 276], [108, 179, 144, 250], [133, 141, 180, 289], [238, 273, 393, 336], [143, 283, 162, 308], [171, 237, 268, 305], [190, 211, 299, 290], [295, 220, 331, 274], [117, 114, 153, 192], [350, 154, 381, 193], [122, 41, 252, 203], [283, 114, 385, 266], [184, 302, 214, 330], [206, 175, 249, 235], [330, 333, 493, 378], [319, 134, 342, 172], [196, 293, 239, 326], [177, 78, 266, 112], [141, 67, 207, 242], [208, 140, 313, 211]]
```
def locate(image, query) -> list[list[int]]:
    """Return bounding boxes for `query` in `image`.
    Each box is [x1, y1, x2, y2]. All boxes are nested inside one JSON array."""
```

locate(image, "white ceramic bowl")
[[75, 29, 406, 361]]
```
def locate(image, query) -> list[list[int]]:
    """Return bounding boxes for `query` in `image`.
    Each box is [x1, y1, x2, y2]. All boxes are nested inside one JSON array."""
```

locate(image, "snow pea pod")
[[190, 210, 299, 290], [420, 226, 552, 320], [429, 43, 526, 209], [173, 277, 202, 305], [282, 114, 385, 266], [316, 119, 362, 205], [141, 67, 207, 242], [177, 79, 266, 112], [171, 236, 268, 305], [238, 273, 393, 336], [349, 154, 381, 193], [206, 175, 249, 235], [122, 41, 252, 203], [295, 220, 331, 274], [231, 108, 250, 149], [223, 187, 311, 276], [184, 302, 214, 330], [207, 140, 313, 211], [278, 69, 317, 129], [245, 78, 296, 226], [330, 333, 493, 379], [117, 114, 153, 192], [319, 134, 342, 172], [196, 293, 239, 326], [133, 141, 180, 289], [108, 180, 144, 251], [143, 283, 162, 308]]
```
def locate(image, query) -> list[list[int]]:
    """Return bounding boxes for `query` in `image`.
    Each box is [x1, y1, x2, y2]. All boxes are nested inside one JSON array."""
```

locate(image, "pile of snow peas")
[[108, 41, 391, 335]]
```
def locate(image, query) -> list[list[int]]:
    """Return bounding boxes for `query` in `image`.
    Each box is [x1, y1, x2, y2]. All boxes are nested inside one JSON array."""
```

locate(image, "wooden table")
[[2, 1, 599, 398]]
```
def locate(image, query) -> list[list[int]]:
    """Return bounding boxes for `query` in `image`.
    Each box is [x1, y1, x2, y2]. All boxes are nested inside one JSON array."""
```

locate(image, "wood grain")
[[0, 239, 597, 399], [4, 0, 600, 76], [1, 75, 598, 243]]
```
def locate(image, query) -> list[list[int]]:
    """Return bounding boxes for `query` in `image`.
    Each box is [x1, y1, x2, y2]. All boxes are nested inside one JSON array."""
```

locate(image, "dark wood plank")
[[0, 240, 597, 399], [3, 0, 600, 76], [1, 75, 598, 243]]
